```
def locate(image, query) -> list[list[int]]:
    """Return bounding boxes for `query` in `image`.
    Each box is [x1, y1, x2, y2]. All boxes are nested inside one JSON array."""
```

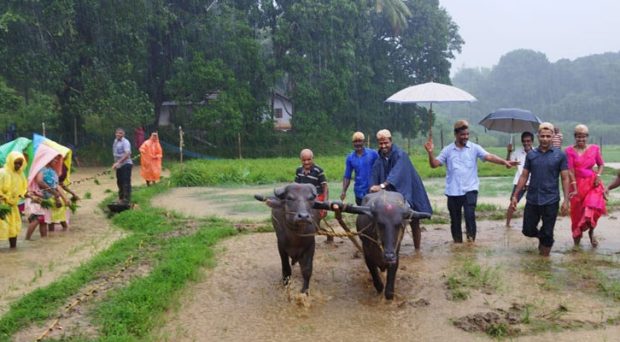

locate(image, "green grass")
[[96, 222, 234, 338], [0, 182, 237, 341], [521, 253, 620, 301], [446, 257, 502, 301], [170, 155, 516, 187]]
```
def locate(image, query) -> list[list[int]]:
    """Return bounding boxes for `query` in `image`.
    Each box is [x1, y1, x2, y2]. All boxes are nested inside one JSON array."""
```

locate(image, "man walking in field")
[[505, 131, 534, 227], [369, 129, 432, 250], [341, 132, 378, 205], [511, 122, 570, 256], [424, 120, 517, 243]]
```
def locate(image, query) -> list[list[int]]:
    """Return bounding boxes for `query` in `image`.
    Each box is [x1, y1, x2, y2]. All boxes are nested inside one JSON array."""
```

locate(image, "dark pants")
[[522, 202, 559, 248], [447, 191, 478, 242], [116, 163, 132, 202]]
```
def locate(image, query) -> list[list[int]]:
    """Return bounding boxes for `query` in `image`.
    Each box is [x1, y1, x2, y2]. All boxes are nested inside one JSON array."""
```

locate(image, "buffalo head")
[[267, 183, 318, 230], [364, 192, 413, 264]]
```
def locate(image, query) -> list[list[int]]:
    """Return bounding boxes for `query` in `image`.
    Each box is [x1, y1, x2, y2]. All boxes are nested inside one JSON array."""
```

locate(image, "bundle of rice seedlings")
[[0, 203, 11, 219], [40, 198, 54, 209], [69, 201, 79, 214]]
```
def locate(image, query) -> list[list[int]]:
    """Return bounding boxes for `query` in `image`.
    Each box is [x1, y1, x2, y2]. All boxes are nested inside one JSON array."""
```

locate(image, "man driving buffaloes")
[[369, 129, 432, 250]]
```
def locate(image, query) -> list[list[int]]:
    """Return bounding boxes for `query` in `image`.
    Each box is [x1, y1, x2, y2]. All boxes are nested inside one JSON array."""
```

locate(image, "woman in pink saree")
[[565, 124, 606, 247]]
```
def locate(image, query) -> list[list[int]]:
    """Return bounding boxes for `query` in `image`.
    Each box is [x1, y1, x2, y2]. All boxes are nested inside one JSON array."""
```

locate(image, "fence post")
[[179, 126, 184, 163], [237, 132, 242, 159]]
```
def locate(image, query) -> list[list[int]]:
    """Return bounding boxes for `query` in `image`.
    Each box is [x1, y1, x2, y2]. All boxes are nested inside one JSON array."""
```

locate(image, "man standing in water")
[[424, 120, 517, 243], [341, 132, 378, 205], [112, 128, 133, 204], [369, 129, 432, 250], [505, 131, 534, 227], [511, 122, 570, 256]]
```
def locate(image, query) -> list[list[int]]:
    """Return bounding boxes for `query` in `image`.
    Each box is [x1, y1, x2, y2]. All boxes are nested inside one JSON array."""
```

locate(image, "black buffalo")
[[264, 183, 320, 294], [356, 190, 431, 300]]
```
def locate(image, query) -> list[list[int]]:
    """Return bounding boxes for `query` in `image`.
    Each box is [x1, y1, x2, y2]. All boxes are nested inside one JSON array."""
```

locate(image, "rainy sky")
[[439, 0, 620, 73]]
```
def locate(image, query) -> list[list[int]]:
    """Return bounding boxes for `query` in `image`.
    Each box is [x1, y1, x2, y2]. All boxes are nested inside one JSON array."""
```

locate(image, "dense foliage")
[[450, 50, 620, 144], [0, 0, 462, 159]]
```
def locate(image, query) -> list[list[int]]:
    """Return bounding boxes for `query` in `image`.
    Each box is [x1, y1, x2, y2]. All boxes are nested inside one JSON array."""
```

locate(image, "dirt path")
[[153, 186, 620, 341], [0, 166, 156, 316]]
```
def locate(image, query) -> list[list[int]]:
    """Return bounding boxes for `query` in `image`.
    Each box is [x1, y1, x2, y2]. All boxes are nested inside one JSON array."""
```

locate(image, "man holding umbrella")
[[505, 131, 534, 227], [424, 120, 518, 243]]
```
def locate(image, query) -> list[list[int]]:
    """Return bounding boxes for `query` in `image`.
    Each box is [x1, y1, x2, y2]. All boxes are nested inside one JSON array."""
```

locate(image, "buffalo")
[[261, 183, 321, 294], [356, 190, 431, 300]]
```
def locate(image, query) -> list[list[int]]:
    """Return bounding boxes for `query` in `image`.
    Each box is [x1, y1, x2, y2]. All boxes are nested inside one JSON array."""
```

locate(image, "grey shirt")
[[113, 137, 133, 165]]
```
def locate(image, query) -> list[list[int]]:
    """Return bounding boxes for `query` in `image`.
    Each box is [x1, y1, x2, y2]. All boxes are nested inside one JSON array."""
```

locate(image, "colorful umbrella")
[[0, 137, 33, 174], [32, 134, 72, 185]]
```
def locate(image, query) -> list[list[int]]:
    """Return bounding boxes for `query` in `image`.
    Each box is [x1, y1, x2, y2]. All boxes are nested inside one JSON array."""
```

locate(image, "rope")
[[36, 240, 144, 341], [67, 154, 141, 186]]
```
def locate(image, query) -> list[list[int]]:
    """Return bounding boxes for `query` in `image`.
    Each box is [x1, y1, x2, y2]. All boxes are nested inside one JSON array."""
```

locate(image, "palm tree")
[[374, 0, 411, 35]]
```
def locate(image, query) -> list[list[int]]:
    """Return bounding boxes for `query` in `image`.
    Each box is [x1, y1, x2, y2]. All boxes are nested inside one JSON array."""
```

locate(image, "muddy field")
[[152, 185, 620, 341], [6, 174, 620, 341], [0, 167, 164, 317]]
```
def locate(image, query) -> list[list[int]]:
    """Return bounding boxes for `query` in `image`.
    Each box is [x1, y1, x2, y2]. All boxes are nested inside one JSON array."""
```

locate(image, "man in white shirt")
[[505, 132, 534, 227], [112, 128, 133, 203]]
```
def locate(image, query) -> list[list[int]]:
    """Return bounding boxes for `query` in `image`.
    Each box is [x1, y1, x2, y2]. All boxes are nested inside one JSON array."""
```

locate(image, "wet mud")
[[0, 167, 143, 315], [153, 185, 620, 341]]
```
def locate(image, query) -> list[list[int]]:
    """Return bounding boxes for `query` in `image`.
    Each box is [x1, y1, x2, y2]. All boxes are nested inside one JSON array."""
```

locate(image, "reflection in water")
[[156, 213, 620, 341]]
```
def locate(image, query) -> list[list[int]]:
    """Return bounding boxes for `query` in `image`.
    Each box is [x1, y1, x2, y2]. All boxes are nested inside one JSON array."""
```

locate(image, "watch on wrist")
[[380, 183, 386, 189]]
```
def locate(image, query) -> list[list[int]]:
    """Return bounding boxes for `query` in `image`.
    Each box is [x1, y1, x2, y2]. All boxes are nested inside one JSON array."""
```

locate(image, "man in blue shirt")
[[425, 120, 517, 243], [510, 122, 570, 256], [369, 129, 432, 250], [112, 128, 133, 203], [341, 132, 379, 205]]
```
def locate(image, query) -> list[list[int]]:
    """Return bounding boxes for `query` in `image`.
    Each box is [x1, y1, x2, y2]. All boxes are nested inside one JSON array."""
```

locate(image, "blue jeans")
[[447, 191, 478, 242]]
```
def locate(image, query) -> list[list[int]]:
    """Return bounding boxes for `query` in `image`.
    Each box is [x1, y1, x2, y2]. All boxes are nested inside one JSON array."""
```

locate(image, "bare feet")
[[589, 229, 598, 248], [539, 245, 551, 257], [573, 236, 581, 246]]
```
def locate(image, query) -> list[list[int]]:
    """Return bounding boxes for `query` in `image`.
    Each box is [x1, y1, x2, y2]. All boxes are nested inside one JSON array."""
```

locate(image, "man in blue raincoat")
[[369, 129, 432, 250]]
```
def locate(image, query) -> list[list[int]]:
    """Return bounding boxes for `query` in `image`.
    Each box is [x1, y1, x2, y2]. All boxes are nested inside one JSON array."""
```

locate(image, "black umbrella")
[[479, 108, 542, 134]]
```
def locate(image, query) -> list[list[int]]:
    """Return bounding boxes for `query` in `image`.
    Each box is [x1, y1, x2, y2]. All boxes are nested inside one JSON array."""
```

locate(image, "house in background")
[[158, 91, 219, 126], [271, 91, 293, 131]]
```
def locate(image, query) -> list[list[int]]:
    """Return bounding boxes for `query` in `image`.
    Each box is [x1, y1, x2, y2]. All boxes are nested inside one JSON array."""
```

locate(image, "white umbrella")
[[385, 81, 477, 137]]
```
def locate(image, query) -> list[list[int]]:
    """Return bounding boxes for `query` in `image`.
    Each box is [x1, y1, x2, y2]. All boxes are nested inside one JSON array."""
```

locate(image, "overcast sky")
[[439, 0, 620, 73]]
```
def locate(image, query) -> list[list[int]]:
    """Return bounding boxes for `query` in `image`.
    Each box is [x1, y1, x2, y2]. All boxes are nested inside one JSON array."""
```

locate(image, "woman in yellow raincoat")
[[139, 132, 163, 185], [0, 151, 27, 248]]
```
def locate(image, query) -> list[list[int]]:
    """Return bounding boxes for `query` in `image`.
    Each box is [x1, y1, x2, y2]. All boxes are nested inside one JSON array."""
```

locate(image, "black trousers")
[[447, 191, 478, 242], [522, 202, 559, 248], [116, 163, 132, 202]]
